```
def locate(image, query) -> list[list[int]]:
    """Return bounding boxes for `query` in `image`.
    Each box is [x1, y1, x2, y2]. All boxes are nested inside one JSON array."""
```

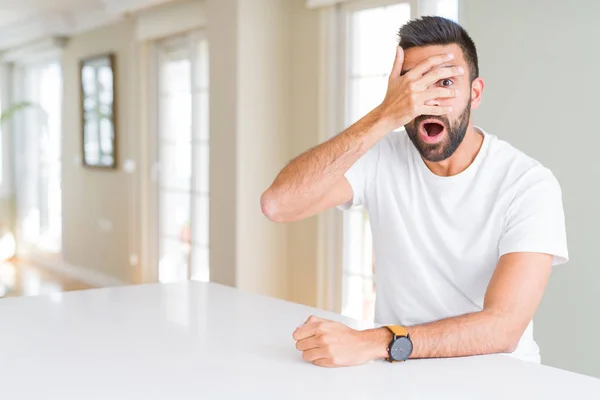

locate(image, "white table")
[[1, 282, 599, 399]]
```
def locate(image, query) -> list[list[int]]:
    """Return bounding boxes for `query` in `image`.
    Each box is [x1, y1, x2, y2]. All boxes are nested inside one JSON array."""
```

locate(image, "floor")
[[0, 260, 92, 298]]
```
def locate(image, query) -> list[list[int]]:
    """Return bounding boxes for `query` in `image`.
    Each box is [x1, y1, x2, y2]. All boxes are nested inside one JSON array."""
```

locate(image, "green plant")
[[0, 101, 37, 125], [0, 101, 42, 244]]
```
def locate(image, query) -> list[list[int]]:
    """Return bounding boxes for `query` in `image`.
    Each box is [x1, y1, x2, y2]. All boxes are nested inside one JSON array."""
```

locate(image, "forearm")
[[262, 107, 393, 221], [368, 310, 521, 361], [408, 310, 520, 358]]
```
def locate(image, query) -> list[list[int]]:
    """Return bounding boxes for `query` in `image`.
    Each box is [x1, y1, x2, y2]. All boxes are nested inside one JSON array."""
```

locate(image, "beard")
[[404, 100, 471, 162]]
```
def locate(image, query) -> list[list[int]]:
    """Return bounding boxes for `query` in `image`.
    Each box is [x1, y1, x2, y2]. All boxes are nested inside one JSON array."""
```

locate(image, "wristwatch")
[[385, 325, 413, 362]]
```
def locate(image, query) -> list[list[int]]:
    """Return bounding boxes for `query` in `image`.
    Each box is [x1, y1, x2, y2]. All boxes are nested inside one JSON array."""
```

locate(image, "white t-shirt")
[[339, 127, 569, 363]]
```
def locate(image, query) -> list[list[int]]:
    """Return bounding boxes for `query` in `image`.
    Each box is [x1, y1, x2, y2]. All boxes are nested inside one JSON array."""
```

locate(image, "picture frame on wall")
[[80, 53, 117, 169]]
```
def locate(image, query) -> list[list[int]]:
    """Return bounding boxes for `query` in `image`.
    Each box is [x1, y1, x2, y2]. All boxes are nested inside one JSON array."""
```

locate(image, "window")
[[0, 88, 3, 189], [12, 62, 62, 254], [420, 0, 459, 22], [155, 32, 209, 283], [340, 1, 411, 322], [339, 0, 459, 321]]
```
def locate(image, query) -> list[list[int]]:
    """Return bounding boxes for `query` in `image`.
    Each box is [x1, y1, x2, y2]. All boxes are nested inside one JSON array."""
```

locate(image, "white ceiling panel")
[[0, 0, 175, 51]]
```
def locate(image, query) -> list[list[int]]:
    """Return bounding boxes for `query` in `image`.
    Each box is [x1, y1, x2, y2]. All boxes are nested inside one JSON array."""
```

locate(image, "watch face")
[[390, 336, 413, 361]]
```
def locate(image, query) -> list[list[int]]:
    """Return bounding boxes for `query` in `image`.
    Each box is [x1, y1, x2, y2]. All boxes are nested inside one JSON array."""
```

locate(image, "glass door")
[[155, 32, 209, 283], [13, 62, 62, 254]]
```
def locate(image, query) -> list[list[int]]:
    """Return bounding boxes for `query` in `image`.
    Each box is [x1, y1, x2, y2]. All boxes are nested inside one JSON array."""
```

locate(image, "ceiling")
[[0, 0, 176, 51]]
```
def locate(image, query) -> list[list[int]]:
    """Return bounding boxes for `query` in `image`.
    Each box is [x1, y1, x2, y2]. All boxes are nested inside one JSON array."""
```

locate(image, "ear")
[[470, 77, 485, 110]]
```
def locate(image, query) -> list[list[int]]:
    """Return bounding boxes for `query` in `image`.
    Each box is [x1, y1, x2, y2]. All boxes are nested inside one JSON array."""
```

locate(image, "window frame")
[[316, 0, 461, 316], [148, 30, 210, 284]]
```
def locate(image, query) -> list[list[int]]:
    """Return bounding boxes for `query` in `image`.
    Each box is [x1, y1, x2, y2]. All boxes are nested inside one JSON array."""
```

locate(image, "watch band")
[[386, 325, 409, 338]]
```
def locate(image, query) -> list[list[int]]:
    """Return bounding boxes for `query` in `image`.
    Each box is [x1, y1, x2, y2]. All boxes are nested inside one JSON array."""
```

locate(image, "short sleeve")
[[337, 141, 381, 211], [498, 168, 569, 266]]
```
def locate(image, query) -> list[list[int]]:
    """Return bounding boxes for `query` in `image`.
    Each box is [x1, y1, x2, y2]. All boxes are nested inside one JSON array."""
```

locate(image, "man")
[[261, 16, 568, 367]]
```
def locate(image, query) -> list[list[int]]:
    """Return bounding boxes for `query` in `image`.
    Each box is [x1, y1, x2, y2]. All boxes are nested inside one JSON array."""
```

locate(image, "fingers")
[[416, 66, 464, 89], [295, 336, 321, 352], [415, 87, 457, 110], [313, 359, 335, 368], [421, 87, 458, 101], [292, 315, 325, 341], [293, 324, 318, 341], [404, 52, 454, 81], [301, 347, 328, 363], [389, 46, 405, 79], [418, 105, 453, 116]]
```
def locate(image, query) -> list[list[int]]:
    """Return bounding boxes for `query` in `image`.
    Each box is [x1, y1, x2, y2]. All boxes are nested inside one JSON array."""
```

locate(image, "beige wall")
[[236, 0, 292, 299], [61, 19, 138, 283], [8, 0, 322, 301], [208, 0, 305, 300], [206, 0, 238, 288], [0, 198, 13, 229], [288, 0, 321, 306], [55, 0, 305, 297]]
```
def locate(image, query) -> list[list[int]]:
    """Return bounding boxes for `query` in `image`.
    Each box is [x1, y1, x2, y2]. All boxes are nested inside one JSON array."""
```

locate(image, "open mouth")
[[418, 119, 446, 144]]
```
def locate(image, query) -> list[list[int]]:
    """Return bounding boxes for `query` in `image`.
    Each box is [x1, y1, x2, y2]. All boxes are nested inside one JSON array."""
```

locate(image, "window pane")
[[84, 118, 98, 148], [350, 4, 411, 76], [342, 276, 375, 322], [158, 34, 210, 284], [161, 56, 191, 94], [15, 62, 62, 252], [98, 66, 113, 96], [159, 191, 191, 239], [349, 76, 387, 124], [160, 142, 192, 191], [362, 212, 373, 276], [159, 238, 190, 283], [160, 93, 192, 142], [100, 155, 113, 167], [84, 118, 99, 165], [191, 246, 209, 282], [82, 66, 96, 95], [99, 118, 113, 154], [344, 210, 366, 275], [84, 96, 96, 113]]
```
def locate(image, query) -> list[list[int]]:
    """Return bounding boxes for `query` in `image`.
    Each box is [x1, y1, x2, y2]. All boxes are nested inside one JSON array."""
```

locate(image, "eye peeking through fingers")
[[439, 78, 454, 87]]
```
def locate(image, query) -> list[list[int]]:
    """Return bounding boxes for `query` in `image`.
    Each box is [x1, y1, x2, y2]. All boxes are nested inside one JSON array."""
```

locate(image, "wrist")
[[370, 105, 403, 134], [372, 104, 408, 133], [361, 327, 393, 360]]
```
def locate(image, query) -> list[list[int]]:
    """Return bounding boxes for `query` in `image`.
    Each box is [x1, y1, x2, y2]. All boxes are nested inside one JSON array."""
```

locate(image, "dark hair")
[[398, 16, 479, 82]]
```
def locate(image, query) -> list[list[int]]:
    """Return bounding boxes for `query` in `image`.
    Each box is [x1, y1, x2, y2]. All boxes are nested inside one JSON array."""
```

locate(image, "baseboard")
[[21, 251, 128, 288]]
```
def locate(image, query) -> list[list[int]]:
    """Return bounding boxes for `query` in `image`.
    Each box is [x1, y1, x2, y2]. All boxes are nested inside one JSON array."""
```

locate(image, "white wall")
[[461, 0, 600, 377]]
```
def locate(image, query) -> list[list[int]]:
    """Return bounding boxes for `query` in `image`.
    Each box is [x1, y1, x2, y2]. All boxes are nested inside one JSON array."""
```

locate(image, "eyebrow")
[[400, 64, 457, 76]]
